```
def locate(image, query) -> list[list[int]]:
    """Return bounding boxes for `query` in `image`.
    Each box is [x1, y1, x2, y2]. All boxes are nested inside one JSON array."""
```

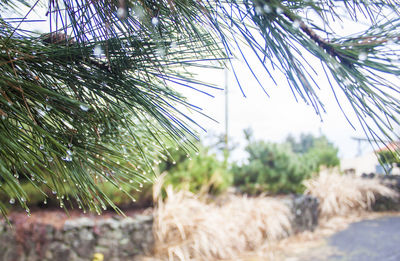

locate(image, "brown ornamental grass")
[[304, 170, 399, 220], [151, 175, 292, 260]]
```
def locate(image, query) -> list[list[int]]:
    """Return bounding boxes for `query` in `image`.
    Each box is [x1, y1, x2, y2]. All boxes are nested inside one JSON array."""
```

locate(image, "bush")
[[232, 132, 340, 195], [152, 184, 292, 260], [0, 178, 153, 211], [378, 149, 400, 174], [158, 146, 232, 195], [232, 141, 312, 194], [286, 134, 340, 171], [304, 170, 398, 219]]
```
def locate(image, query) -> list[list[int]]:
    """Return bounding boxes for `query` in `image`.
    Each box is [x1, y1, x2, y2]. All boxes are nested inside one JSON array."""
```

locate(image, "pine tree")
[[1, 0, 400, 216]]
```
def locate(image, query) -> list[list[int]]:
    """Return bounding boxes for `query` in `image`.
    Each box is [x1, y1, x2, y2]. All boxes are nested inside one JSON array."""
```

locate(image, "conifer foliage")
[[1, 0, 400, 215]]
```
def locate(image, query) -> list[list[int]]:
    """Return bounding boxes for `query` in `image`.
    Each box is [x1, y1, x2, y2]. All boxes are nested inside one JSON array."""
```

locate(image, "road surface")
[[295, 216, 400, 261]]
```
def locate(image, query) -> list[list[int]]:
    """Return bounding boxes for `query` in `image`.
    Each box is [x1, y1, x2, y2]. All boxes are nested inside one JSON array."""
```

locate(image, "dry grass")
[[144, 171, 400, 261], [303, 170, 399, 220], [151, 175, 293, 261]]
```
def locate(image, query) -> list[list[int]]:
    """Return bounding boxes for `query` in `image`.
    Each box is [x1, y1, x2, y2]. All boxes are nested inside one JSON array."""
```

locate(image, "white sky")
[[181, 59, 368, 161]]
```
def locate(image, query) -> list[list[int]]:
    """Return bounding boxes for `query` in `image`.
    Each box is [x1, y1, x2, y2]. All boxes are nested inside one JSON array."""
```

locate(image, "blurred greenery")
[[287, 134, 340, 172], [2, 132, 341, 209], [378, 149, 400, 174], [158, 145, 232, 195], [0, 177, 153, 211], [232, 131, 339, 194]]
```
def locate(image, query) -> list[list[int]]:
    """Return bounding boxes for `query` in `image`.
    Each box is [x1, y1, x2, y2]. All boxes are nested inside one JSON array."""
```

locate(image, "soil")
[[6, 207, 152, 229]]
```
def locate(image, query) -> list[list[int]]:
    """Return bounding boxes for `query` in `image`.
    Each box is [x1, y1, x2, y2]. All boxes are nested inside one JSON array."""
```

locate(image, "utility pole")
[[224, 68, 229, 163]]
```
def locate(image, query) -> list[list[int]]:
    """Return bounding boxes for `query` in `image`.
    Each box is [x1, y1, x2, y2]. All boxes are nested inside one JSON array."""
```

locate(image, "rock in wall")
[[279, 195, 319, 234], [362, 173, 400, 211]]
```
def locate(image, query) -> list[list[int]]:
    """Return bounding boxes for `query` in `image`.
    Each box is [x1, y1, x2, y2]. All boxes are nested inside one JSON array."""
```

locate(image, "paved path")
[[326, 216, 400, 261], [295, 216, 400, 261]]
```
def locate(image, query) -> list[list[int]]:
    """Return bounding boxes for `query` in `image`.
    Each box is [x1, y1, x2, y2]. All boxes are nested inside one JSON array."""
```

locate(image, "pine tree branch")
[[282, 8, 354, 66]]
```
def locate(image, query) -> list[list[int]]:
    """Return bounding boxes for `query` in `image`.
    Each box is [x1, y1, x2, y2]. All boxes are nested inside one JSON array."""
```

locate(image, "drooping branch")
[[282, 10, 353, 65]]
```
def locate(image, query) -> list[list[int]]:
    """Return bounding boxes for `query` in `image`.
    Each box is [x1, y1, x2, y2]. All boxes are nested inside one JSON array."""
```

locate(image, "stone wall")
[[0, 195, 321, 261], [279, 195, 319, 234], [0, 215, 153, 261], [362, 173, 400, 211], [289, 195, 319, 233]]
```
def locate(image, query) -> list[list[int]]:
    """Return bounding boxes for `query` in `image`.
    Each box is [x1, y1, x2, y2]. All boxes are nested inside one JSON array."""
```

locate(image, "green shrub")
[[232, 141, 312, 194], [0, 178, 152, 211], [232, 132, 340, 195], [302, 136, 340, 171], [286, 134, 340, 171], [378, 149, 400, 173], [158, 146, 232, 195]]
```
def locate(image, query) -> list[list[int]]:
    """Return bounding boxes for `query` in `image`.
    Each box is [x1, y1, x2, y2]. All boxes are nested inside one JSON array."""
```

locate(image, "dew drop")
[[39, 144, 44, 150], [276, 7, 283, 15], [9, 198, 15, 204], [117, 7, 127, 19], [151, 17, 159, 26], [93, 45, 103, 58], [358, 52, 367, 61], [66, 149, 73, 156], [156, 47, 165, 57], [139, 183, 143, 188], [52, 190, 57, 195], [62, 155, 72, 161], [293, 20, 301, 29], [43, 199, 47, 204], [79, 104, 89, 111], [36, 108, 45, 118], [263, 4, 272, 13], [170, 41, 178, 49], [255, 6, 263, 15]]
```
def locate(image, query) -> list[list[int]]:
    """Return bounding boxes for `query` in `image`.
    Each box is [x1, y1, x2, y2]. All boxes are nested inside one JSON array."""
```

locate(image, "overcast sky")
[[181, 59, 370, 161]]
